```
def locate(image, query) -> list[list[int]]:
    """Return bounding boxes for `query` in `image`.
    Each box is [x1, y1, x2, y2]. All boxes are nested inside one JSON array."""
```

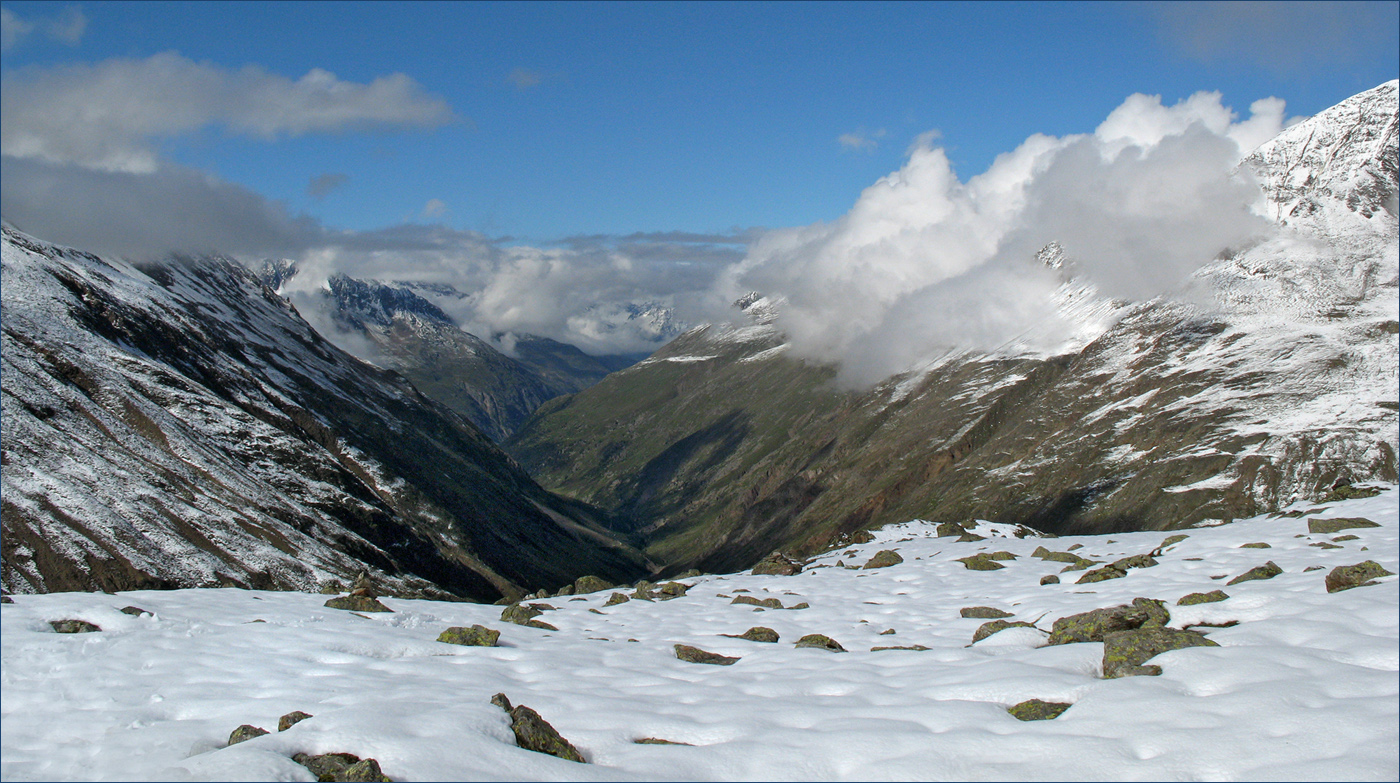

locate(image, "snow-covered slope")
[[1, 226, 648, 599], [2, 486, 1394, 781]]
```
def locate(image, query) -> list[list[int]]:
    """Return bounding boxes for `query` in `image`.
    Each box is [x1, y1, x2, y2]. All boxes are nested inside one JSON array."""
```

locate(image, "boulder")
[[1176, 590, 1228, 606], [278, 711, 313, 731], [501, 604, 544, 625], [1310, 542, 1343, 549], [1110, 554, 1158, 570], [1325, 561, 1396, 593], [1322, 485, 1382, 502], [118, 606, 150, 616], [635, 737, 695, 745], [971, 620, 1038, 643], [49, 619, 100, 634], [227, 724, 268, 745], [1032, 547, 1081, 562], [348, 571, 378, 598], [491, 695, 587, 763], [862, 550, 904, 569], [1058, 557, 1101, 572], [573, 575, 613, 595], [1308, 517, 1381, 535], [632, 581, 656, 601], [1332, 534, 1361, 542], [786, 601, 811, 610], [935, 521, 967, 537], [752, 552, 803, 576], [731, 595, 783, 609], [324, 595, 392, 613], [603, 592, 630, 607], [657, 582, 689, 599], [437, 625, 501, 647], [674, 644, 740, 665], [956, 532, 987, 543], [1225, 561, 1282, 586], [1076, 565, 1127, 584], [959, 606, 1013, 619], [0, 596, 12, 604], [986, 551, 1018, 561], [722, 626, 779, 643], [1040, 575, 1060, 585], [1007, 699, 1072, 721], [292, 752, 390, 782], [956, 555, 1004, 571], [1238, 542, 1271, 549], [794, 634, 847, 652], [555, 585, 575, 597], [1102, 628, 1218, 678], [1047, 598, 1169, 645]]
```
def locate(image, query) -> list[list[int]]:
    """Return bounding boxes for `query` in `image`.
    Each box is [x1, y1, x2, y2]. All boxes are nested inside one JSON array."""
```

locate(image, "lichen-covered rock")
[[119, 606, 150, 616], [1325, 560, 1396, 593], [986, 551, 1018, 561], [794, 634, 847, 652], [1332, 534, 1361, 542], [936, 521, 967, 537], [1110, 554, 1158, 570], [1323, 485, 1382, 502], [751, 552, 803, 576], [555, 585, 574, 597], [501, 603, 544, 625], [1102, 628, 1218, 678], [293, 752, 391, 782], [635, 737, 695, 745], [678, 568, 704, 578], [278, 711, 313, 731], [632, 581, 656, 601], [1048, 598, 1169, 645], [493, 697, 587, 763], [1176, 590, 1229, 606], [956, 555, 1004, 571], [871, 645, 931, 651], [50, 619, 101, 633], [1007, 699, 1072, 721], [1076, 565, 1127, 584], [674, 644, 740, 665], [573, 575, 613, 595], [731, 595, 783, 609], [1032, 547, 1082, 562], [1239, 542, 1271, 549], [319, 580, 344, 595], [862, 550, 904, 569], [657, 582, 689, 599], [1059, 557, 1101, 572], [437, 625, 501, 647], [1157, 534, 1189, 550], [959, 606, 1013, 619], [324, 595, 392, 613], [1040, 574, 1060, 585], [955, 532, 987, 542], [971, 620, 1039, 643], [227, 724, 268, 746], [342, 758, 391, 782], [1308, 517, 1381, 534], [1303, 565, 1324, 572], [1226, 561, 1282, 586], [723, 626, 779, 643], [604, 592, 630, 607], [525, 620, 559, 631]]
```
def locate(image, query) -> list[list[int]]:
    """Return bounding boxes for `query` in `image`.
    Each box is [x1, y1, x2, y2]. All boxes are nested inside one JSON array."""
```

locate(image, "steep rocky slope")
[[2, 227, 649, 599], [508, 82, 1399, 575]]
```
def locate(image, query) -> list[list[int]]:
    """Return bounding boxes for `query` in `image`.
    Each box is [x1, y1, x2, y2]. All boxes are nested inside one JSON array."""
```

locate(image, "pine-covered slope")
[[1, 227, 649, 599], [508, 82, 1399, 575]]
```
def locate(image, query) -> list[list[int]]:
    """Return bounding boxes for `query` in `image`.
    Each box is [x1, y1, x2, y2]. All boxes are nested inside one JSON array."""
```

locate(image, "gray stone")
[[492, 696, 587, 763], [1325, 560, 1396, 593], [1007, 699, 1072, 721], [956, 555, 1004, 571], [118, 606, 150, 616], [972, 620, 1038, 644], [278, 711, 312, 731], [1176, 590, 1228, 606], [1102, 628, 1218, 678], [292, 752, 390, 782], [501, 603, 544, 625], [1040, 574, 1060, 585], [1048, 598, 1169, 645], [604, 592, 630, 606], [573, 575, 614, 595], [324, 595, 392, 613], [1076, 565, 1127, 584], [674, 644, 740, 665], [437, 624, 501, 647], [227, 724, 268, 746], [1308, 517, 1381, 535], [1226, 561, 1282, 586], [722, 626, 779, 643], [50, 619, 100, 633], [959, 606, 1013, 619], [862, 550, 904, 569], [731, 595, 783, 609], [794, 634, 847, 652], [752, 552, 803, 576]]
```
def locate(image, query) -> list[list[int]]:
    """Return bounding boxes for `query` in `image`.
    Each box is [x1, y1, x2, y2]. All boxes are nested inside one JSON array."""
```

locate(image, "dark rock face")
[[673, 644, 741, 665], [277, 711, 313, 731], [491, 695, 587, 763], [862, 550, 903, 569], [794, 634, 846, 652], [1102, 628, 1219, 678], [1308, 517, 1381, 534], [1007, 699, 1072, 721], [1048, 598, 1169, 645], [437, 625, 501, 646], [1226, 561, 1283, 586], [49, 619, 100, 634], [227, 724, 268, 746], [1325, 560, 1395, 592], [325, 595, 392, 613], [1176, 590, 1229, 606], [960, 606, 1014, 619]]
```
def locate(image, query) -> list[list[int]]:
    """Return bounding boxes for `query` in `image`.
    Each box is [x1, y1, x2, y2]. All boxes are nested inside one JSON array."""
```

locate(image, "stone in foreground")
[[277, 711, 312, 731], [324, 595, 392, 613], [1325, 560, 1396, 593], [437, 624, 501, 647], [50, 619, 100, 634], [794, 634, 847, 652], [1048, 598, 1169, 645], [674, 644, 741, 665], [491, 694, 587, 763], [862, 550, 904, 569], [292, 752, 391, 782], [1007, 699, 1072, 721], [227, 724, 268, 746], [1102, 628, 1219, 678]]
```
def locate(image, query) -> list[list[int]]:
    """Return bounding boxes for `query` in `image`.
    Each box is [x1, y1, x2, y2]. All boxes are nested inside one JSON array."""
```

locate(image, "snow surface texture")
[[3, 488, 1396, 781]]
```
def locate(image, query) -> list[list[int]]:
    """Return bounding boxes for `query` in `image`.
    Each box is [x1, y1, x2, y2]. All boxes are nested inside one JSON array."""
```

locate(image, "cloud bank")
[[718, 90, 1287, 385]]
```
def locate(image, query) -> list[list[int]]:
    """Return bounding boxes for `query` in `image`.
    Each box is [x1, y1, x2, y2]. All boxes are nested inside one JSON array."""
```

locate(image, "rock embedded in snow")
[[862, 550, 904, 569], [751, 552, 804, 576], [1048, 598, 1169, 645], [957, 554, 1004, 571], [986, 551, 1018, 561], [972, 620, 1039, 644], [1102, 628, 1219, 678], [657, 582, 689, 599], [118, 606, 150, 616], [573, 575, 613, 595], [674, 644, 741, 665], [794, 634, 847, 652], [292, 752, 391, 782], [226, 724, 268, 746], [1176, 590, 1229, 606], [324, 595, 392, 613], [1226, 561, 1283, 586], [1308, 517, 1382, 535], [501, 604, 544, 625], [277, 711, 312, 731], [935, 522, 968, 538], [1076, 565, 1127, 584], [1032, 547, 1081, 563], [1110, 555, 1158, 570], [437, 624, 501, 647], [871, 645, 931, 652], [1059, 557, 1100, 572], [604, 592, 630, 606], [1239, 542, 1272, 549], [1040, 574, 1060, 585], [959, 606, 1014, 619], [723, 626, 780, 643], [1007, 699, 1072, 721], [732, 595, 782, 609], [635, 737, 694, 745], [491, 695, 587, 763], [1324, 561, 1396, 593], [49, 619, 99, 634]]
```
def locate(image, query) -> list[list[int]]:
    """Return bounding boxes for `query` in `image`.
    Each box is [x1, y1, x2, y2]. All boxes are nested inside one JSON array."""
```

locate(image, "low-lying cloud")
[[717, 90, 1288, 386]]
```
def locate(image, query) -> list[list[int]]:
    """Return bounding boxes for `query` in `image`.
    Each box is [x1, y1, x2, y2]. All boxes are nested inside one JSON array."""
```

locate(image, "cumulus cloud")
[[1, 51, 454, 173], [719, 91, 1286, 386], [1, 5, 84, 50], [838, 128, 886, 152], [307, 172, 349, 199], [421, 198, 447, 219]]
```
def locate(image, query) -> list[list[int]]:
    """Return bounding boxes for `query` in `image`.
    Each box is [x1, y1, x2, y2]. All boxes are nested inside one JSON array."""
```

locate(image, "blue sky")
[[4, 1, 1396, 243]]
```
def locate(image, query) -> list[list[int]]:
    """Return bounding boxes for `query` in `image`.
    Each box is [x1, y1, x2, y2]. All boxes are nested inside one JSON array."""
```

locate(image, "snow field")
[[2, 487, 1396, 781]]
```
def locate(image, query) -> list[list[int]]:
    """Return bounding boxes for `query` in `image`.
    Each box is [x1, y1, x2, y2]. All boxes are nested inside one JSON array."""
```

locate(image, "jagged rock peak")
[[326, 273, 456, 329]]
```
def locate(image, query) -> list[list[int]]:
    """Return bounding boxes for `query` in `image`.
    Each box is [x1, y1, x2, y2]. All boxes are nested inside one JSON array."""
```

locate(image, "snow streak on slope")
[[1, 487, 1395, 781]]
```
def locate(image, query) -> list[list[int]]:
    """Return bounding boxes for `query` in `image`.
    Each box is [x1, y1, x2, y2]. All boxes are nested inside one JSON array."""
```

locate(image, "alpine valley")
[[1, 81, 1397, 605]]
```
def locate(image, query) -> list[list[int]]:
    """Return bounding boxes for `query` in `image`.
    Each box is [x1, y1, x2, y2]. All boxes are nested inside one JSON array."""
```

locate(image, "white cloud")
[[1, 52, 455, 173], [422, 198, 447, 219], [1, 8, 34, 50], [838, 128, 886, 152], [506, 68, 543, 90], [719, 91, 1286, 386]]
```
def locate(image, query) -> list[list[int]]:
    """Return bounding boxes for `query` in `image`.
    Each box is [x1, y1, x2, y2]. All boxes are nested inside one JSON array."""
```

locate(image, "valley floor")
[[2, 489, 1397, 781]]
